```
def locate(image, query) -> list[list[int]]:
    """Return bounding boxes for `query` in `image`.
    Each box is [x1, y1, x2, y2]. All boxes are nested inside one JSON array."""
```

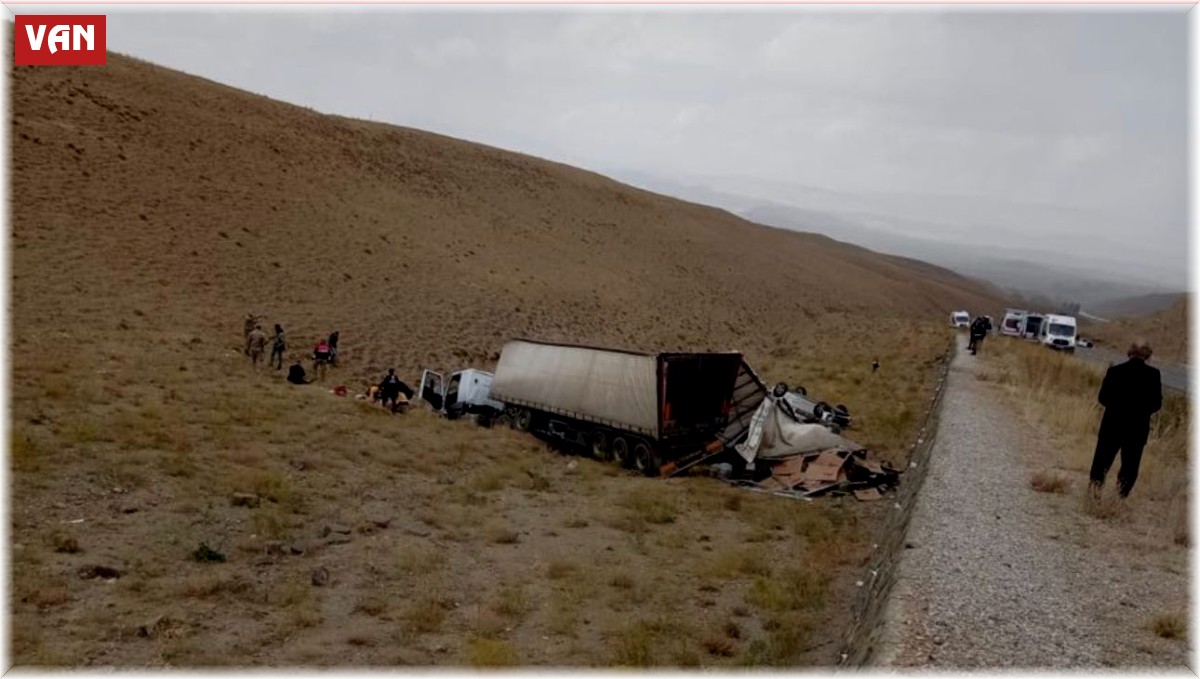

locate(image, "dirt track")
[[877, 336, 1189, 669]]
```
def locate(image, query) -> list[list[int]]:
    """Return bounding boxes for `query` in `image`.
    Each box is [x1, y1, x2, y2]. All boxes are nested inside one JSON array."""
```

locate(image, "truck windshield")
[[1048, 323, 1074, 337]]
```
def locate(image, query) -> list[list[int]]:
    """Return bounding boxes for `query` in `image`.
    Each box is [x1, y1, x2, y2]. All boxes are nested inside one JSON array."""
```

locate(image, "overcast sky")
[[12, 6, 1189, 287]]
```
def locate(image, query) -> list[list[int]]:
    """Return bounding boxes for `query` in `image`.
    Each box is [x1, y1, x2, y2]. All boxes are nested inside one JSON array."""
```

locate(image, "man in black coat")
[[1089, 340, 1162, 497]]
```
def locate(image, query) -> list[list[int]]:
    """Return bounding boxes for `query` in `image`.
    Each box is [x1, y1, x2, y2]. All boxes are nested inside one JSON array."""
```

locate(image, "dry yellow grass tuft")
[[1149, 611, 1187, 640], [468, 638, 519, 667], [1030, 470, 1069, 494]]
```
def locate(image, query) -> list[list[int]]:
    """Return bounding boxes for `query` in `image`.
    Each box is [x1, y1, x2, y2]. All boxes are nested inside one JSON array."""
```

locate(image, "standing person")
[[328, 331, 340, 365], [269, 324, 287, 370], [312, 340, 333, 381], [243, 313, 258, 351], [968, 316, 987, 355], [1089, 340, 1162, 498], [245, 324, 268, 370], [379, 368, 404, 413]]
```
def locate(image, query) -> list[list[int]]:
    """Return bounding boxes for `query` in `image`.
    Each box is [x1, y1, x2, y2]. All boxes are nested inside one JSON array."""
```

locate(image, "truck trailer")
[[488, 339, 767, 476]]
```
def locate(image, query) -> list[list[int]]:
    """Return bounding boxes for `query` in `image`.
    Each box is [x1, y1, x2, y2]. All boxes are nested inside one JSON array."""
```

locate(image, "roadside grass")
[[758, 321, 952, 467], [983, 339, 1188, 541], [1030, 470, 1069, 494], [1149, 610, 1187, 640]]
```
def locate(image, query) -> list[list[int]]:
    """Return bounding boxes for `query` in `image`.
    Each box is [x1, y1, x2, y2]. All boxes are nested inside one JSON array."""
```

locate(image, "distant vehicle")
[[1041, 314, 1078, 352], [950, 310, 970, 328], [418, 368, 506, 422], [1022, 314, 1045, 340], [1077, 337, 1095, 349], [1000, 309, 1027, 337]]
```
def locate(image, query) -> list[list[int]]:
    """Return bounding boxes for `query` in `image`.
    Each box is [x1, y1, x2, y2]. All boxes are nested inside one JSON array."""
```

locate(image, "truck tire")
[[514, 408, 533, 432], [633, 441, 660, 477], [592, 430, 612, 461], [612, 436, 632, 468]]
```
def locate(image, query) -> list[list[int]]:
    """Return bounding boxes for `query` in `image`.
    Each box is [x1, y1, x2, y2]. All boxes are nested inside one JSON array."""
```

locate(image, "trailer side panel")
[[491, 340, 660, 437]]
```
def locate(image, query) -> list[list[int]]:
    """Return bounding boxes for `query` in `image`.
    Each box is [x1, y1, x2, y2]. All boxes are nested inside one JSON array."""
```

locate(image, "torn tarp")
[[735, 395, 861, 464]]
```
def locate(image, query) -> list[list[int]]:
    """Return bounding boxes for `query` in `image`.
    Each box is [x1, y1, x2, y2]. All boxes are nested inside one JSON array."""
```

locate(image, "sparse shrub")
[[468, 638, 518, 667], [403, 598, 446, 634], [608, 574, 635, 590], [618, 487, 678, 525], [50, 531, 80, 554], [1030, 470, 1069, 494], [1150, 611, 1187, 639], [190, 543, 226, 563], [11, 433, 41, 472], [747, 568, 828, 612], [564, 517, 589, 529], [610, 622, 655, 666], [546, 560, 576, 579], [355, 595, 387, 617], [1082, 489, 1125, 521], [703, 637, 735, 657], [488, 527, 520, 545], [493, 586, 529, 619]]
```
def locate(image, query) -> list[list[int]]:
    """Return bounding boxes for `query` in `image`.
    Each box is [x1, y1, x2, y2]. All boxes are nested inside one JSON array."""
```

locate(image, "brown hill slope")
[[12, 52, 1005, 386], [1089, 295, 1189, 365]]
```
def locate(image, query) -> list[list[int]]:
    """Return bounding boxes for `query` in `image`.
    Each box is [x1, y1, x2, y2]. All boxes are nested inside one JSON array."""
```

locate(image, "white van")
[[1041, 314, 1078, 352], [1000, 309, 1027, 337], [950, 310, 970, 328]]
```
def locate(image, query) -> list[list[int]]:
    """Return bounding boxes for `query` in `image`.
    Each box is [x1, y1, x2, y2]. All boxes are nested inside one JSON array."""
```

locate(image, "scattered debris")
[[748, 449, 899, 500], [52, 533, 81, 554], [78, 564, 121, 580], [230, 493, 260, 508], [321, 524, 352, 538], [311, 566, 330, 587], [190, 543, 226, 563]]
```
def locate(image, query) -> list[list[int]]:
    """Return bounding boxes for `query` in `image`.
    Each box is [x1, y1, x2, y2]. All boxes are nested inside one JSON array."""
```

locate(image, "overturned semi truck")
[[487, 339, 769, 477]]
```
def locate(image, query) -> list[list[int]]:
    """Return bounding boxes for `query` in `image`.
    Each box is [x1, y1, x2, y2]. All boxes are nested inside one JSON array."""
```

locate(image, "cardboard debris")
[[759, 448, 899, 501]]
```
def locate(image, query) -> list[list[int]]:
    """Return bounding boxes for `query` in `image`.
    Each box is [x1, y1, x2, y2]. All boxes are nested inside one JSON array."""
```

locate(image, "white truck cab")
[[950, 310, 970, 328], [418, 368, 505, 420], [1041, 314, 1078, 352]]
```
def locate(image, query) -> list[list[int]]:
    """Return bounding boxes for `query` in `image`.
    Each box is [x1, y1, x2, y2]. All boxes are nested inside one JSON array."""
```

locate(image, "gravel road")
[[875, 335, 1190, 670]]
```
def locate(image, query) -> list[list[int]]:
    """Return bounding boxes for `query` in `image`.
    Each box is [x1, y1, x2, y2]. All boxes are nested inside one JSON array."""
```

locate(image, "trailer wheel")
[[592, 430, 612, 461], [514, 408, 533, 432], [633, 441, 660, 477], [612, 437, 632, 468]]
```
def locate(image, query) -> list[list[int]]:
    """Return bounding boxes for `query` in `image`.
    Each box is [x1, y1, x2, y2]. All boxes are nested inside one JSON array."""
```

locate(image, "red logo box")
[[15, 15, 106, 66]]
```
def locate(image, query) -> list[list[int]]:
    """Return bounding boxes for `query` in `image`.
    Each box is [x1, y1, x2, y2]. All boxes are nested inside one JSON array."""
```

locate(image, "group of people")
[[242, 313, 341, 384], [241, 313, 416, 414]]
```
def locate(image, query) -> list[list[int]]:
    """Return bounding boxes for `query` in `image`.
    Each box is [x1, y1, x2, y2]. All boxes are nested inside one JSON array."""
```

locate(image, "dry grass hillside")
[[1087, 295, 1189, 365], [10, 50, 1008, 668]]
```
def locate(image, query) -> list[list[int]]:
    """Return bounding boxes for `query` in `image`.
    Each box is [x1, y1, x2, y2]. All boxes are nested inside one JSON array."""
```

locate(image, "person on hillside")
[[243, 313, 260, 349], [968, 316, 988, 355], [328, 331, 340, 364], [269, 324, 287, 370], [378, 368, 407, 413], [312, 340, 333, 381], [245, 324, 268, 370], [1089, 340, 1162, 498], [287, 361, 309, 385]]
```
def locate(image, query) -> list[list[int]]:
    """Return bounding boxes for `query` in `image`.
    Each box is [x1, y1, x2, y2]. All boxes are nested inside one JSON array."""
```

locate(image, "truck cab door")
[[444, 373, 462, 410], [419, 370, 445, 412]]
